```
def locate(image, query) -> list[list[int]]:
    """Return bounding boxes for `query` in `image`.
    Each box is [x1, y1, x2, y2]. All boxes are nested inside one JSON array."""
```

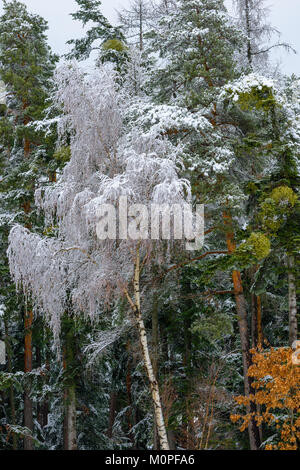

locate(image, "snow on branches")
[[8, 62, 192, 340], [8, 225, 67, 342]]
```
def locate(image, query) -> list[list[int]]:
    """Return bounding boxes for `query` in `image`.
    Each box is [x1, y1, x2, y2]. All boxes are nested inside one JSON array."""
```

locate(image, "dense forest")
[[0, 0, 299, 451]]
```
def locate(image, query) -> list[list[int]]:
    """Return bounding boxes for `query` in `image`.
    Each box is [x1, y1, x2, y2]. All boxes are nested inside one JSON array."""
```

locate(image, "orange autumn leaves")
[[231, 347, 300, 450]]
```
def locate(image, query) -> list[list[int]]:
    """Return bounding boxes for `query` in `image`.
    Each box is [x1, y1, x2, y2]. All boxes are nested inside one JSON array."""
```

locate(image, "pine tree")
[[0, 0, 58, 449], [0, 0, 298, 451], [144, 0, 266, 449], [66, 0, 128, 68]]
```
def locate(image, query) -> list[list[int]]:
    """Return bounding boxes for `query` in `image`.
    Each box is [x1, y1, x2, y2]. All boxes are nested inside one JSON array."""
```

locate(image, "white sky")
[[0, 0, 299, 75]]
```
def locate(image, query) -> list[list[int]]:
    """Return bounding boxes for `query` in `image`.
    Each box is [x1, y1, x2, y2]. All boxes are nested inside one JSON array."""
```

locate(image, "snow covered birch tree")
[[7, 62, 195, 450]]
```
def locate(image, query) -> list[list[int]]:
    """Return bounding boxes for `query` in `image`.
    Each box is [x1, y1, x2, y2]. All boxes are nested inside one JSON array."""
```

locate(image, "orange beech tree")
[[231, 347, 300, 450]]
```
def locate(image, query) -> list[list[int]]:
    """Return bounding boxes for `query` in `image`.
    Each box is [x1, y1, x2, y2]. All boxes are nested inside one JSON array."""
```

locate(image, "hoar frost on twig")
[[8, 62, 192, 342]]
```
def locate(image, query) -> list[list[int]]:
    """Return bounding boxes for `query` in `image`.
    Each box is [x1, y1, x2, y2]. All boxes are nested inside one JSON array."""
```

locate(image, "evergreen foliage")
[[0, 0, 299, 451]]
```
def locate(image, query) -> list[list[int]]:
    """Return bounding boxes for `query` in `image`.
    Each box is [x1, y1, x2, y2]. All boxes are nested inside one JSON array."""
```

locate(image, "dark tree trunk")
[[139, 1, 143, 51], [287, 255, 298, 347], [107, 390, 117, 439], [36, 346, 49, 429], [62, 317, 77, 451], [251, 294, 263, 348], [63, 385, 77, 450], [244, 0, 253, 66], [223, 211, 261, 450], [24, 309, 34, 450], [4, 314, 17, 450]]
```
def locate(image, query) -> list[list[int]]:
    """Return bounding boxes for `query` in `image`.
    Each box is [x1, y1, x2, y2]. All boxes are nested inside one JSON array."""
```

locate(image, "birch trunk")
[[287, 255, 298, 347], [124, 246, 170, 450], [135, 311, 170, 450], [152, 301, 160, 450]]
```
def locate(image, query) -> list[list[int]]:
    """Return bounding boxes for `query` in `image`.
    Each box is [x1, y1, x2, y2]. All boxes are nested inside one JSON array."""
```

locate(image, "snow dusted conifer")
[[144, 0, 272, 450], [66, 0, 127, 68], [0, 1, 58, 449]]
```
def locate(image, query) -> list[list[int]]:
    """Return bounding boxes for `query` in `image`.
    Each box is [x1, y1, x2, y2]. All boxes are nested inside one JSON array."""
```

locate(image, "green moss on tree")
[[237, 232, 271, 262], [102, 39, 127, 52], [270, 186, 298, 207]]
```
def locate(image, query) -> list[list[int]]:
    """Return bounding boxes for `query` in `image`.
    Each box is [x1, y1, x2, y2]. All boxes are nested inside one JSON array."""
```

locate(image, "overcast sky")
[[0, 0, 299, 75]]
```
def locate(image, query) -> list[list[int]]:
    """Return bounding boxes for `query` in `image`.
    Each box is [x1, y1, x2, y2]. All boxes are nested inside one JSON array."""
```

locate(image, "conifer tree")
[[0, 0, 58, 449], [66, 0, 128, 67], [0, 0, 298, 452], [144, 0, 265, 449]]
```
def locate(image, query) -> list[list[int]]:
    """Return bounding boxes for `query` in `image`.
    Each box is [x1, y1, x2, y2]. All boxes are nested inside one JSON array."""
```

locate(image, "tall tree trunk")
[[125, 342, 137, 446], [139, 0, 143, 51], [24, 309, 34, 450], [23, 101, 31, 158], [223, 211, 261, 450], [251, 293, 263, 348], [4, 314, 17, 450], [63, 317, 77, 451], [135, 310, 169, 449], [124, 246, 170, 450], [152, 301, 160, 450], [107, 389, 117, 439], [244, 0, 253, 66], [36, 345, 49, 429], [22, 181, 34, 449], [63, 384, 77, 450], [250, 293, 263, 442], [183, 313, 193, 449], [159, 323, 176, 450], [287, 255, 298, 347]]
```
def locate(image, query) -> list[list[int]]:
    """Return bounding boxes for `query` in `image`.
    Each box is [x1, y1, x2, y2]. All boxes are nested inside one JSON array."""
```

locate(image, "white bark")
[[125, 246, 170, 450], [136, 313, 170, 450]]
